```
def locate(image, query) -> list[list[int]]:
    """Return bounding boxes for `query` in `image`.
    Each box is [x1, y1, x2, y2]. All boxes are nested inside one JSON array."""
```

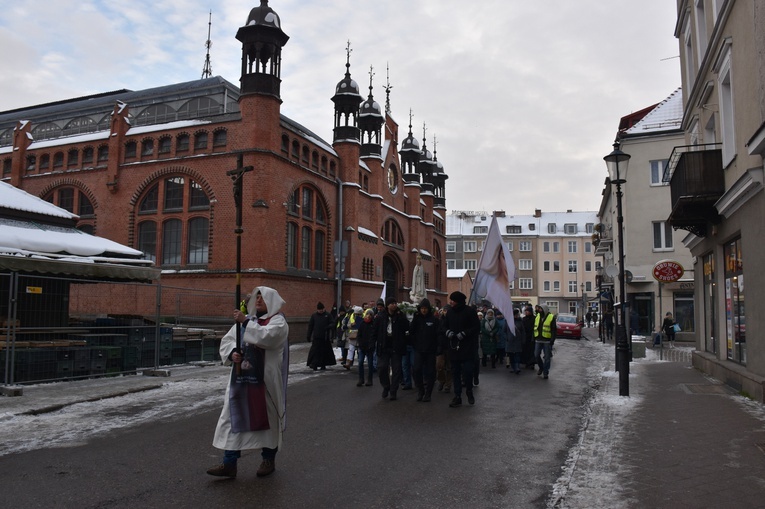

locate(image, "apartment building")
[[446, 210, 598, 316], [598, 89, 693, 336], [668, 0, 765, 399]]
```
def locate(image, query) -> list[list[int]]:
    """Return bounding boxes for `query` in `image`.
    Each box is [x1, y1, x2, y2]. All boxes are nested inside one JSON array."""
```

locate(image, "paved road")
[[0, 338, 608, 508]]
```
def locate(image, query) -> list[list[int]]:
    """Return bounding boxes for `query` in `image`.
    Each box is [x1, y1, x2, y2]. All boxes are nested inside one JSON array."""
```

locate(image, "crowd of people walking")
[[305, 292, 560, 408]]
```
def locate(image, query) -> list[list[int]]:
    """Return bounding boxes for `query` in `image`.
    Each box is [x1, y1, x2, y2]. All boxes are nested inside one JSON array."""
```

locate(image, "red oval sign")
[[653, 260, 684, 283]]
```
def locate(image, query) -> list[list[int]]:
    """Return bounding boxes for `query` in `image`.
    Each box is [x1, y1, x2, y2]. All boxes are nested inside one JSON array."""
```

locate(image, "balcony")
[[665, 145, 724, 237]]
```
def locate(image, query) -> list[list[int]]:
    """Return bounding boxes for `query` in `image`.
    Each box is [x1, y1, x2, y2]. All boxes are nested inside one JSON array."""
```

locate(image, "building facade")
[[446, 209, 598, 317], [597, 89, 693, 336], [669, 0, 765, 399], [0, 2, 448, 328]]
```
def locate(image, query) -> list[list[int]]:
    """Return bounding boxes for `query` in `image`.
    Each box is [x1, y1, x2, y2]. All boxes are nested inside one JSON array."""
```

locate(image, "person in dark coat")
[[521, 306, 536, 369], [506, 308, 525, 374], [409, 298, 439, 402], [355, 309, 376, 386], [371, 297, 409, 401], [441, 291, 480, 407], [306, 302, 335, 370]]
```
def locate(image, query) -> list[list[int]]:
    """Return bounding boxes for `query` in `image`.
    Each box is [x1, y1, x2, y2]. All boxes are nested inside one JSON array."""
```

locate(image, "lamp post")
[[581, 282, 586, 326], [596, 265, 604, 342], [604, 141, 631, 397]]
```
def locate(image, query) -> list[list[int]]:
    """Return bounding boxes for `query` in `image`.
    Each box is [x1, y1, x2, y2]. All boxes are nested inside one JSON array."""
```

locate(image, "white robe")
[[212, 286, 288, 451]]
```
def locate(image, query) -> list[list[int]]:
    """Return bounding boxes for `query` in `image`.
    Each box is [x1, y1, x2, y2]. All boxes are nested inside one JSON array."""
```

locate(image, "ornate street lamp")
[[604, 141, 631, 396]]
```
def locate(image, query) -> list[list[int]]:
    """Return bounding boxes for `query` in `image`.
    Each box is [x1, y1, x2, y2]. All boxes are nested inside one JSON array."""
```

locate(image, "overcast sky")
[[0, 0, 681, 215]]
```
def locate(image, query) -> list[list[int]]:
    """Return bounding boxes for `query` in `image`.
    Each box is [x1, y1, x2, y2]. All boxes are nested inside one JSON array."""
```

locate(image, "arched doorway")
[[382, 255, 401, 302]]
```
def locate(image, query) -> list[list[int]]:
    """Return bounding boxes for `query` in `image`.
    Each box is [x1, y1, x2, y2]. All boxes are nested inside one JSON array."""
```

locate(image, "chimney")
[[534, 209, 542, 218], [493, 210, 506, 218]]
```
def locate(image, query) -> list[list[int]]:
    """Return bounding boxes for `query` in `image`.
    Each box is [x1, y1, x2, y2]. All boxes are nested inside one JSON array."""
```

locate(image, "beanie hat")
[[377, 298, 385, 307], [385, 297, 397, 306], [449, 291, 467, 305], [316, 302, 325, 310]]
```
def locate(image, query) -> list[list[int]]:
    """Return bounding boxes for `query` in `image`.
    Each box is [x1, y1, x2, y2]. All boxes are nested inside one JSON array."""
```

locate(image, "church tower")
[[235, 1, 289, 149]]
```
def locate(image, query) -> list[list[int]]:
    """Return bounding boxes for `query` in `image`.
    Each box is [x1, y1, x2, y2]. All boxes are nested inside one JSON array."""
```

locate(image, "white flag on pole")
[[380, 281, 387, 302], [472, 216, 516, 333]]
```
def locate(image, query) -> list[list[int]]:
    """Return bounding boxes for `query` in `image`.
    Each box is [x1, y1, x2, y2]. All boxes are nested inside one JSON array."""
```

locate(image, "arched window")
[[281, 134, 289, 153], [177, 97, 220, 119], [67, 149, 78, 168], [44, 187, 96, 231], [213, 129, 227, 147], [158, 136, 172, 155], [26, 155, 36, 172], [382, 219, 404, 248], [194, 132, 208, 151], [0, 128, 12, 147], [125, 141, 137, 160], [177, 134, 190, 152], [53, 152, 64, 169], [285, 184, 328, 272], [291, 140, 299, 159], [138, 221, 157, 262], [64, 116, 97, 136], [32, 122, 62, 141], [141, 139, 154, 158], [135, 104, 176, 126], [136, 176, 211, 267], [82, 147, 94, 165], [97, 145, 109, 162]]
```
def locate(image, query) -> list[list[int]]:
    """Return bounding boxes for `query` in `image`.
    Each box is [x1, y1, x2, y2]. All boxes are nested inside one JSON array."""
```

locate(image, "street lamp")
[[604, 140, 631, 397]]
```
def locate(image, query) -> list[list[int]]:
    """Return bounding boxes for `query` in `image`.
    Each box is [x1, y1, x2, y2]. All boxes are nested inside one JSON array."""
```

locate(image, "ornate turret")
[[428, 135, 448, 207], [332, 41, 362, 144], [358, 66, 384, 160], [400, 109, 421, 182], [235, 0, 289, 99], [417, 123, 437, 180]]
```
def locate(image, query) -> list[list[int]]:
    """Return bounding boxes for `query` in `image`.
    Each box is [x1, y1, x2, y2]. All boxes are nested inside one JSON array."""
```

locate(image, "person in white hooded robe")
[[206, 286, 289, 479]]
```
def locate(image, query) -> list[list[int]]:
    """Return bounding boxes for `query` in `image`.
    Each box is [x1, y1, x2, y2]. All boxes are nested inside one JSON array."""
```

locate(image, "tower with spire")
[[400, 109, 421, 182], [235, 0, 289, 149], [332, 41, 362, 144], [358, 66, 384, 160]]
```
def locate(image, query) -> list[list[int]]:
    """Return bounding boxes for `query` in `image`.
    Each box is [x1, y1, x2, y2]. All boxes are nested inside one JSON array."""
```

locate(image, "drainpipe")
[[336, 177, 343, 308]]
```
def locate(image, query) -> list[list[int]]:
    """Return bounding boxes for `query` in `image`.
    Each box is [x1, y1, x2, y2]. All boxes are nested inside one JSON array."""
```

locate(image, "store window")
[[724, 238, 744, 363], [703, 253, 716, 354]]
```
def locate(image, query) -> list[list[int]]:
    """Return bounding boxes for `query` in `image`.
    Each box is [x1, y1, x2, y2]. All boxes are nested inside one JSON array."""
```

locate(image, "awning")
[[0, 255, 160, 282]]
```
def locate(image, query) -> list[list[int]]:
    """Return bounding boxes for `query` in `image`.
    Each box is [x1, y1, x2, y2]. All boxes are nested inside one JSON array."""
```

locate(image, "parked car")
[[556, 314, 582, 339]]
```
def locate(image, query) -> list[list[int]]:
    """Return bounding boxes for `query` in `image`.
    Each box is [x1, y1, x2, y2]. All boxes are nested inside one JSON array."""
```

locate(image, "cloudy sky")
[[0, 0, 681, 215]]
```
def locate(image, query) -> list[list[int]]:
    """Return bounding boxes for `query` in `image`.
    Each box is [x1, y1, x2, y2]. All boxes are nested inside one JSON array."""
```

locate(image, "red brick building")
[[0, 2, 448, 322]]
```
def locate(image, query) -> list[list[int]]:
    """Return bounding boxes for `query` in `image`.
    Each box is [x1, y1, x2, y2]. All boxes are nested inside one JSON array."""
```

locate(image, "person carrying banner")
[[207, 287, 289, 479]]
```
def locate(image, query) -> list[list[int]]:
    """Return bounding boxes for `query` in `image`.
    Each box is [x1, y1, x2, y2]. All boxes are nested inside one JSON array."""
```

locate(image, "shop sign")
[[653, 260, 684, 283]]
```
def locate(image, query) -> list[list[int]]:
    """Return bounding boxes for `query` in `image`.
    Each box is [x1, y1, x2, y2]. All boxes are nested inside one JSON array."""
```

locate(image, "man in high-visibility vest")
[[533, 305, 556, 379]]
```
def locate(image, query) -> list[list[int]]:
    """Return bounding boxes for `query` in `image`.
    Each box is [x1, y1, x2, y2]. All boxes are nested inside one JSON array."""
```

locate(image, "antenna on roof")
[[202, 11, 213, 79]]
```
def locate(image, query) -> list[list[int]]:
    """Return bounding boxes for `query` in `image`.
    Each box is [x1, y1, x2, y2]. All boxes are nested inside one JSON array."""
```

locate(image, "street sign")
[[652, 260, 684, 283]]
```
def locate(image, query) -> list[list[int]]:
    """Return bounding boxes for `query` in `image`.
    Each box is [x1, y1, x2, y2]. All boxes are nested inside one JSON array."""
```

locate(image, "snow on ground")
[[548, 341, 644, 509], [0, 344, 316, 458]]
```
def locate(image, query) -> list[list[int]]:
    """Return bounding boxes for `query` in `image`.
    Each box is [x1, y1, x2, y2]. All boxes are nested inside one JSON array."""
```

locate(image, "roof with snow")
[[624, 88, 683, 135], [446, 210, 597, 237], [0, 181, 158, 281]]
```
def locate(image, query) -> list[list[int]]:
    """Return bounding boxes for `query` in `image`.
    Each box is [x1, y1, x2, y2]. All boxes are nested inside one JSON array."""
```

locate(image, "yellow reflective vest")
[[534, 313, 555, 339]]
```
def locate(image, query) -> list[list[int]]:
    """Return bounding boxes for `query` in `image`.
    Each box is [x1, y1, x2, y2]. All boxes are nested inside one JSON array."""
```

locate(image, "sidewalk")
[[0, 342, 313, 417], [553, 327, 765, 508]]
